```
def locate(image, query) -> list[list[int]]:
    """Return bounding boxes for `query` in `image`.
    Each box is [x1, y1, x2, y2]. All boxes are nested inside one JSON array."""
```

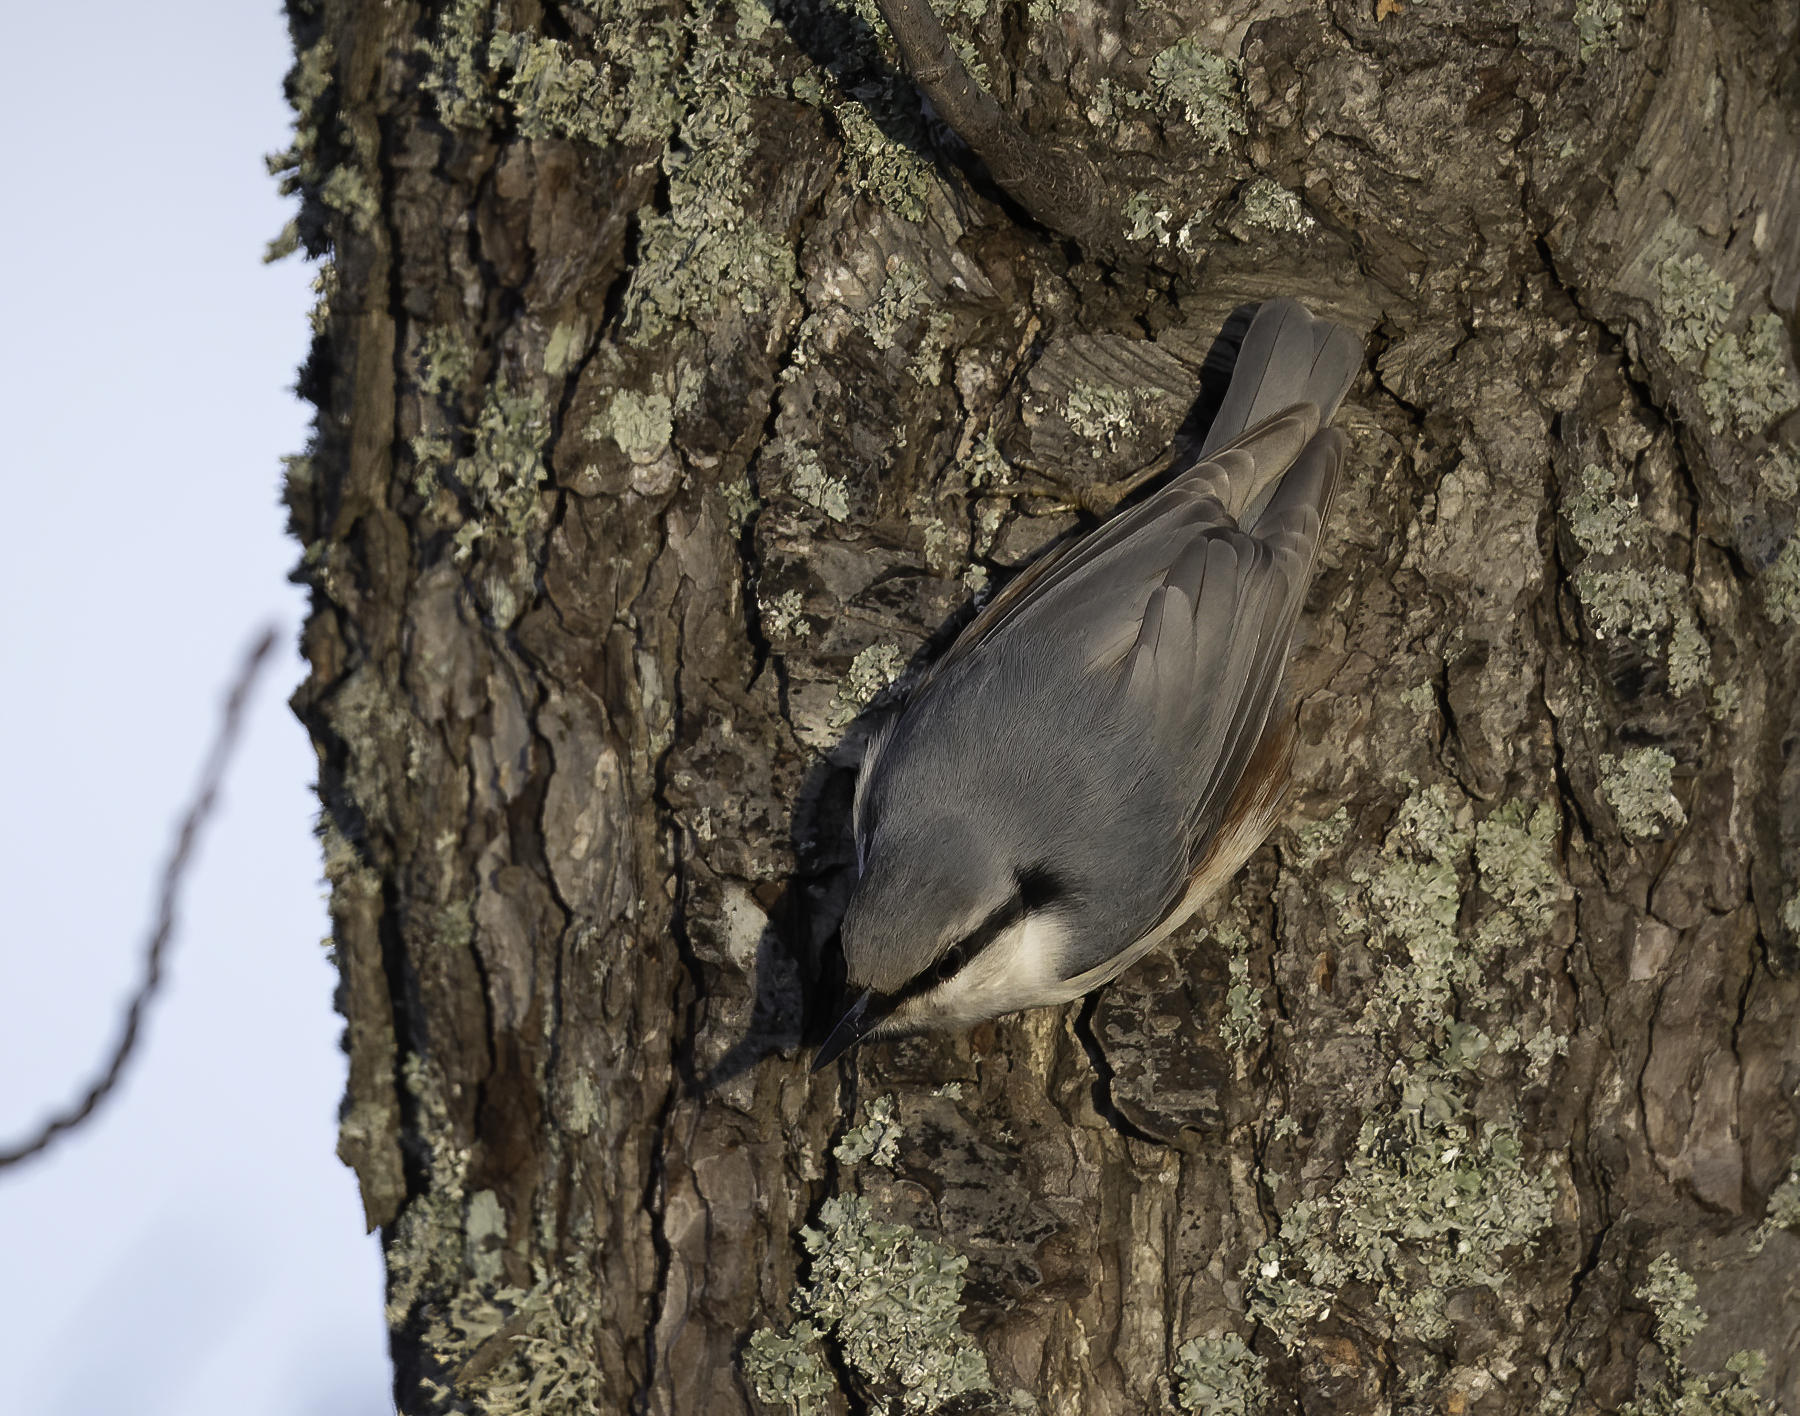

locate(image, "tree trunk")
[[280, 0, 1800, 1410]]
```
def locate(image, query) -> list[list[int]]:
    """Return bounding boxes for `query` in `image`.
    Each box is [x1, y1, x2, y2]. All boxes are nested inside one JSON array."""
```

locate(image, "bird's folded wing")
[[909, 403, 1324, 701], [1144, 427, 1343, 863], [1070, 424, 1343, 872]]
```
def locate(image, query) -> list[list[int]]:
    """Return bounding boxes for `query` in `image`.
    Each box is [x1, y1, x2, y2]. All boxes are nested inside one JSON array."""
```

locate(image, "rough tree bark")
[[277, 0, 1800, 1410]]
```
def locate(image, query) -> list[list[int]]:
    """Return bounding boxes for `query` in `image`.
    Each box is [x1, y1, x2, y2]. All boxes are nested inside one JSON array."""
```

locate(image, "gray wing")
[[1117, 428, 1343, 857], [854, 300, 1358, 970], [906, 298, 1359, 703], [906, 406, 1322, 703]]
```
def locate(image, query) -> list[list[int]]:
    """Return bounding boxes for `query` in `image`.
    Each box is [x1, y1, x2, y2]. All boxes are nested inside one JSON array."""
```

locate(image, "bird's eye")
[[936, 945, 966, 982]]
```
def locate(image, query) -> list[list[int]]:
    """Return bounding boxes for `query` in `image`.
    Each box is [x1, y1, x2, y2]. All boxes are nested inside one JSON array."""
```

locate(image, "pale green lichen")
[[736, 0, 778, 42], [1563, 463, 1637, 556], [543, 322, 581, 377], [829, 643, 907, 727], [1657, 255, 1735, 367], [1599, 747, 1686, 838], [306, 260, 337, 337], [1221, 956, 1263, 1045], [543, 21, 679, 145], [418, 0, 796, 348], [1666, 612, 1711, 695], [1149, 41, 1246, 153], [785, 444, 851, 521], [1522, 1024, 1569, 1079], [266, 29, 378, 248], [384, 1055, 474, 1326], [1575, 0, 1624, 59], [1620, 1254, 1771, 1416], [913, 514, 952, 570], [1655, 249, 1800, 437], [794, 1195, 990, 1411], [1474, 799, 1567, 934], [418, 325, 476, 399], [320, 163, 380, 234], [1123, 190, 1174, 246], [419, 0, 494, 129], [832, 99, 935, 221], [601, 17, 790, 342], [742, 1321, 837, 1413], [1291, 806, 1351, 869], [858, 262, 931, 352], [1237, 178, 1314, 233], [1563, 471, 1710, 691], [625, 95, 799, 343], [964, 432, 1008, 488], [423, 0, 685, 146], [465, 1188, 508, 1284], [1174, 1332, 1267, 1415], [762, 588, 811, 640], [265, 35, 336, 258], [1750, 1153, 1800, 1254], [436, 378, 553, 547], [1563, 467, 1705, 662], [1086, 76, 1150, 126], [1399, 680, 1437, 715], [834, 1093, 903, 1167], [1700, 314, 1800, 436], [419, 1268, 605, 1414], [487, 30, 614, 144], [1394, 775, 1474, 861], [1640, 1251, 1706, 1355], [1246, 1029, 1556, 1349], [272, 35, 335, 177], [909, 310, 955, 386], [971, 497, 1003, 557], [780, 5, 936, 222], [1215, 926, 1264, 1050], [723, 476, 761, 527], [596, 389, 674, 459], [1351, 782, 1477, 1026], [1063, 380, 1139, 452], [1576, 564, 1687, 639], [1764, 535, 1800, 624], [264, 217, 303, 263], [1760, 445, 1799, 500], [411, 433, 456, 496]]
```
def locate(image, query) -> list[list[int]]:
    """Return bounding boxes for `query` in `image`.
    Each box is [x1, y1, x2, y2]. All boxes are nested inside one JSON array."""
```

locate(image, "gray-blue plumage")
[[835, 298, 1361, 1034]]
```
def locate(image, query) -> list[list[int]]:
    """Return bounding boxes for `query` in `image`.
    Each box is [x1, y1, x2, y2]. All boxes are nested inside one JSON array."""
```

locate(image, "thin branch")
[[872, 0, 1113, 251], [0, 628, 280, 1172]]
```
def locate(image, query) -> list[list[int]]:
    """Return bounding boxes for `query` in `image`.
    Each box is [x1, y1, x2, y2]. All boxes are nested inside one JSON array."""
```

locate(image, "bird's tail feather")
[[1198, 298, 1361, 459]]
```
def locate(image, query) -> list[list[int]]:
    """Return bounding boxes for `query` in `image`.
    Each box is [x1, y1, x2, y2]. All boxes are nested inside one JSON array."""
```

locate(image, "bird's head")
[[813, 815, 1075, 1069]]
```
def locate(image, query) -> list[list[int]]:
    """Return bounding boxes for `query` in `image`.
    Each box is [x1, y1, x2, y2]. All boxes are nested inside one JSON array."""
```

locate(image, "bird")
[[813, 297, 1362, 1070]]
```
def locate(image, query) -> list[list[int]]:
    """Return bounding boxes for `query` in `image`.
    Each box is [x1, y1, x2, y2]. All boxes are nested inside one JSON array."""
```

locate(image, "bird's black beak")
[[812, 988, 883, 1073]]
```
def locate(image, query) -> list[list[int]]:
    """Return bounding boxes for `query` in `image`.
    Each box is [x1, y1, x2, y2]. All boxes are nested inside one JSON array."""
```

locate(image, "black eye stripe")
[[901, 865, 1072, 998], [1017, 864, 1066, 911], [959, 892, 1027, 960]]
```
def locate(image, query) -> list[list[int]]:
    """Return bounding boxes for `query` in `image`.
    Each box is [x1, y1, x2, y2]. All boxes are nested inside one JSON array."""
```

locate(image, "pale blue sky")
[[0, 1, 391, 1410]]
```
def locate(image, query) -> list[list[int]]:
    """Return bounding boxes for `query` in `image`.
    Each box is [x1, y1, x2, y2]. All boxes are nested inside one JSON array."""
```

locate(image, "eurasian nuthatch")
[[816, 298, 1361, 1068]]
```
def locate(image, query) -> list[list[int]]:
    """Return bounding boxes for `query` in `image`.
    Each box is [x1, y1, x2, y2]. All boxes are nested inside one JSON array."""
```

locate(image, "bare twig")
[[871, 0, 1113, 251], [0, 628, 280, 1172]]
